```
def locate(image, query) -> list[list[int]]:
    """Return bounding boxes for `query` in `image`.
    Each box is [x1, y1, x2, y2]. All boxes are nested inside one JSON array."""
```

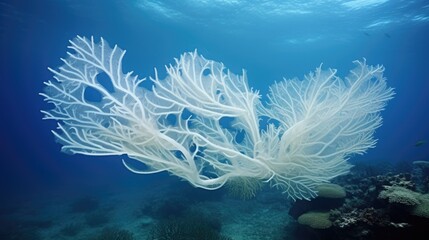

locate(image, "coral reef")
[[316, 183, 346, 199], [378, 186, 420, 206], [290, 161, 429, 240], [330, 207, 396, 228], [297, 211, 332, 229], [411, 194, 429, 218]]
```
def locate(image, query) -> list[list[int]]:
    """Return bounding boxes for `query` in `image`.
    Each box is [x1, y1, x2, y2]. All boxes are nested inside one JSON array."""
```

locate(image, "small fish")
[[364, 32, 370, 36], [415, 140, 427, 147], [384, 33, 391, 38]]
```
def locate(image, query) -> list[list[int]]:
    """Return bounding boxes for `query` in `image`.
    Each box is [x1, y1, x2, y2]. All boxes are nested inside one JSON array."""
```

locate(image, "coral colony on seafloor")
[[40, 36, 394, 201]]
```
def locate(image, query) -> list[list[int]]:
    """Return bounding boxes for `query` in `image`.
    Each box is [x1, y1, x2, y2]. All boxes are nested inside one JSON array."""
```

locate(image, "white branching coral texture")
[[41, 36, 394, 200]]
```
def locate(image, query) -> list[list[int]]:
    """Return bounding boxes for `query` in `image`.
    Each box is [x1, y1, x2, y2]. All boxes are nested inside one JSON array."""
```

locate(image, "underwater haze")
[[1, 0, 429, 239]]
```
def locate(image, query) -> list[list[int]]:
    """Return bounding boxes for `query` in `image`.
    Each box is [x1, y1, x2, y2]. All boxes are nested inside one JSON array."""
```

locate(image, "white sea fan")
[[41, 36, 394, 200]]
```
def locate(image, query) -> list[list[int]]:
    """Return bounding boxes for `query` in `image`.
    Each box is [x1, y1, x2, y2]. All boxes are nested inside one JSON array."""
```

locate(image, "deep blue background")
[[1, 0, 428, 202]]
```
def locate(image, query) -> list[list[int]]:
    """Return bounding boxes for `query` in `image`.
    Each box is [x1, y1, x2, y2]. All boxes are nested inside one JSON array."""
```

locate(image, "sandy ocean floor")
[[1, 178, 293, 240]]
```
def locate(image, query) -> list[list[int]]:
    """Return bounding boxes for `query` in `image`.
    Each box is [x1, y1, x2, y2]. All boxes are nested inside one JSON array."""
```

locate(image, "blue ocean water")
[[1, 0, 429, 239]]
